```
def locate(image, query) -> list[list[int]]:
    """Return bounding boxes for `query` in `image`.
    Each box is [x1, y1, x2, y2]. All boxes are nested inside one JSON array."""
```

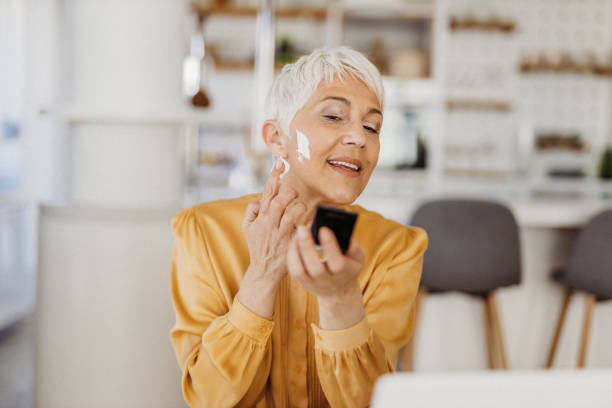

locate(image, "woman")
[[170, 46, 427, 408]]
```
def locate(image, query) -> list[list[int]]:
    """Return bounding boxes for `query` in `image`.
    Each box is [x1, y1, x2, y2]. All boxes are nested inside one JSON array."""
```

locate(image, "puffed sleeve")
[[169, 208, 274, 408], [312, 227, 428, 408]]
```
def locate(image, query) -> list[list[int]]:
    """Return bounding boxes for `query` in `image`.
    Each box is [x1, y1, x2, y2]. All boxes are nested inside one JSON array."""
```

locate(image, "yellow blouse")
[[170, 194, 427, 408]]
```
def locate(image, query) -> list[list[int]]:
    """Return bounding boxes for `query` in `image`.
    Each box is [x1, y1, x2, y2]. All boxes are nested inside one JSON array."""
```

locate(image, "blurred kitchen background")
[[1, 0, 612, 407]]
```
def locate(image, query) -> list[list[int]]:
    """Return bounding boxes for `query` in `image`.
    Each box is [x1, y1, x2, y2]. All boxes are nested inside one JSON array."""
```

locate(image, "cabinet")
[[191, 1, 434, 78], [442, 0, 612, 185], [192, 3, 332, 71]]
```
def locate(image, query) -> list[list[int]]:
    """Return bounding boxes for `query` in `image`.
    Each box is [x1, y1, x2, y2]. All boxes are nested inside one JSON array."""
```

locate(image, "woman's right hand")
[[237, 159, 305, 317]]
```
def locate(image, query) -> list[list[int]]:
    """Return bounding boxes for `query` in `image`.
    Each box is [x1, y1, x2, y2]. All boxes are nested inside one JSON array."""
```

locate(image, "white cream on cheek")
[[296, 129, 311, 162]]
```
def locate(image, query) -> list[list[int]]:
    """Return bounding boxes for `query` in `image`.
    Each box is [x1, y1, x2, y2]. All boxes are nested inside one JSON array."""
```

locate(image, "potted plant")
[[599, 145, 612, 180]]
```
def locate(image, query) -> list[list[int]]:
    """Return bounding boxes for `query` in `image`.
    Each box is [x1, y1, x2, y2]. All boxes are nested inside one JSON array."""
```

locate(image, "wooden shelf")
[[445, 99, 512, 112], [214, 59, 254, 71], [449, 17, 516, 33], [192, 3, 327, 20], [534, 148, 589, 155], [342, 1, 433, 20], [520, 63, 612, 76], [214, 58, 311, 72], [344, 13, 432, 23]]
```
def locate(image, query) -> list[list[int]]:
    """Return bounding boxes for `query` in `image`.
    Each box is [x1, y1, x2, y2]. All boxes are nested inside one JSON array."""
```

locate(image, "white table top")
[[357, 172, 612, 228], [371, 369, 612, 408]]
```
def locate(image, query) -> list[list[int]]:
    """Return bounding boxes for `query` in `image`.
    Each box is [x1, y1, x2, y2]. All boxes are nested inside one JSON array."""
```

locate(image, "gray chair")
[[545, 209, 612, 369], [399, 199, 521, 371]]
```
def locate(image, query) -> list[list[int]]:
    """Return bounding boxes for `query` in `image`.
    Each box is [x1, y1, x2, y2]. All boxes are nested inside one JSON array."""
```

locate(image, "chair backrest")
[[563, 209, 612, 300], [410, 199, 521, 296]]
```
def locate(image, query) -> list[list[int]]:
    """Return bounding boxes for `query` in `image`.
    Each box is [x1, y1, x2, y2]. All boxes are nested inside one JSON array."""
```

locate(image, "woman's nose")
[[341, 122, 366, 148]]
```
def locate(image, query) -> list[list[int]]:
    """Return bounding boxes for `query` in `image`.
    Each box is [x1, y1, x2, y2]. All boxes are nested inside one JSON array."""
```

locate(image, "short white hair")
[[265, 46, 385, 135]]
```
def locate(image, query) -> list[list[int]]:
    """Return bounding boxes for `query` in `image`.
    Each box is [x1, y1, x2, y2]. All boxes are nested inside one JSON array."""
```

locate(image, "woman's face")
[[283, 76, 382, 204]]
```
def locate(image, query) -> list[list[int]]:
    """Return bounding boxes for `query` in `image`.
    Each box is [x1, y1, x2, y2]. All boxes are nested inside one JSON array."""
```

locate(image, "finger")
[[279, 200, 306, 236], [346, 237, 365, 264], [260, 159, 284, 213], [318, 226, 346, 272], [287, 234, 313, 284], [242, 201, 261, 230], [261, 160, 283, 212], [296, 225, 329, 279], [267, 188, 297, 228]]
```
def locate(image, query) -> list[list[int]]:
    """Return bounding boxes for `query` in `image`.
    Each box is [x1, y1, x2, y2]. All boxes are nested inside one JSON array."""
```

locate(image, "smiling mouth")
[[327, 160, 361, 172]]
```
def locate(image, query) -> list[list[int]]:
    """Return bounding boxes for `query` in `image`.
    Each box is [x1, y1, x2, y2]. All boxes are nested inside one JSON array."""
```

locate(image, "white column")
[[429, 0, 448, 186], [36, 1, 188, 407], [36, 205, 183, 408], [64, 0, 187, 207]]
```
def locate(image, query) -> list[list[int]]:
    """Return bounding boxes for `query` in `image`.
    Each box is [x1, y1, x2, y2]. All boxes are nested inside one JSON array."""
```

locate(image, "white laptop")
[[371, 369, 612, 408]]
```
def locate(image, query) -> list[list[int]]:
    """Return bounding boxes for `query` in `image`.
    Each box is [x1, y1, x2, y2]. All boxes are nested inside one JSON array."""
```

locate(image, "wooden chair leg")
[[483, 298, 496, 369], [399, 288, 427, 371], [487, 291, 509, 370], [577, 294, 596, 368], [545, 288, 573, 369]]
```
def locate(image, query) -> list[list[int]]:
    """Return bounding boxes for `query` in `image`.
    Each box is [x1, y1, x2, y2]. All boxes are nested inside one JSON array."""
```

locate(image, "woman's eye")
[[364, 125, 379, 134], [324, 115, 341, 121]]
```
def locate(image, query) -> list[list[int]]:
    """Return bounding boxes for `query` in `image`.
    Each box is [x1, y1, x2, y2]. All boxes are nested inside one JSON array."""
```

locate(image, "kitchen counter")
[[356, 169, 612, 228]]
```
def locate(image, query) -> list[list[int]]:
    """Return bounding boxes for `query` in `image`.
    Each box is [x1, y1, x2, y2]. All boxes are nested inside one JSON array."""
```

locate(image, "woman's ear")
[[262, 120, 288, 158]]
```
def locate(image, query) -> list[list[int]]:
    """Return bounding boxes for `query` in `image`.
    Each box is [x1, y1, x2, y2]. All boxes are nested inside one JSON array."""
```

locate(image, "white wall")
[[0, 0, 25, 118], [20, 0, 68, 203], [0, 0, 67, 203], [0, 0, 25, 194]]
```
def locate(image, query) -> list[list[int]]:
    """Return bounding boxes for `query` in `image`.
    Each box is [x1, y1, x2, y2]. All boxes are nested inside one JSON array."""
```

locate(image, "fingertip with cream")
[[280, 158, 290, 179]]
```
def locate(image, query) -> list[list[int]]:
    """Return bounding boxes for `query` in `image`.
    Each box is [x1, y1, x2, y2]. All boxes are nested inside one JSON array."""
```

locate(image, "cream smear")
[[280, 158, 290, 179], [296, 129, 311, 162]]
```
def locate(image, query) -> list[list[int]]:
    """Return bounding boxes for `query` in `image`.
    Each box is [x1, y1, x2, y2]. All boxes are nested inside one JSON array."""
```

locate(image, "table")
[[371, 369, 612, 407]]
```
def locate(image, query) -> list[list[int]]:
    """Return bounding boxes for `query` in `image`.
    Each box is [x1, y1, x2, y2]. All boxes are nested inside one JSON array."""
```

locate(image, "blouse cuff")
[[226, 297, 275, 344], [311, 317, 371, 352]]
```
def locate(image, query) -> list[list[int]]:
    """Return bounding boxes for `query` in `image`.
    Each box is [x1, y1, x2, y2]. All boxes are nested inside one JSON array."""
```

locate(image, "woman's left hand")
[[287, 225, 366, 326]]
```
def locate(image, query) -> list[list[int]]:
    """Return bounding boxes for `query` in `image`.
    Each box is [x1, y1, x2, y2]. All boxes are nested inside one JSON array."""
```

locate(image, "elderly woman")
[[170, 46, 427, 408]]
